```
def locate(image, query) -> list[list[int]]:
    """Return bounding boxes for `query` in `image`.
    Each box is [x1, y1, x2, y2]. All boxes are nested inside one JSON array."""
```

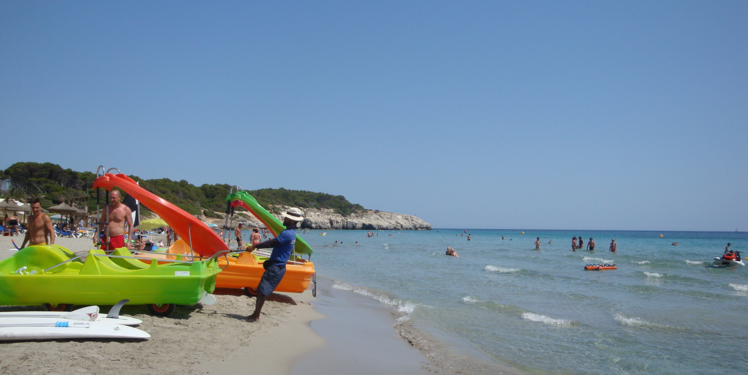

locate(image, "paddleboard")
[[0, 321, 150, 341], [0, 303, 142, 326]]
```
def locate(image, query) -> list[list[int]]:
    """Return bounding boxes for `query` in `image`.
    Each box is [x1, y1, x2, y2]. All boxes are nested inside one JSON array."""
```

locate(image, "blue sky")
[[1, 1, 746, 231]]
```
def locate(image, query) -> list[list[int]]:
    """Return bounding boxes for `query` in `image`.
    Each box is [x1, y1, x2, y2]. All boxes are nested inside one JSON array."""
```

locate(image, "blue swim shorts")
[[257, 262, 286, 296]]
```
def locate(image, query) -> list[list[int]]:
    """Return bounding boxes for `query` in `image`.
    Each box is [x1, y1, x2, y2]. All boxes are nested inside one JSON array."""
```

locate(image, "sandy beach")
[[0, 235, 437, 375]]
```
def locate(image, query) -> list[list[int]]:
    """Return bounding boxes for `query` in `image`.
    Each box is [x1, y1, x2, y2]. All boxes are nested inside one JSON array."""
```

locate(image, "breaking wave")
[[521, 312, 571, 326], [584, 256, 613, 263], [684, 260, 703, 265], [729, 283, 748, 292], [462, 296, 481, 303], [632, 260, 650, 265], [333, 282, 417, 321], [614, 313, 668, 328], [485, 265, 520, 273], [644, 272, 663, 278]]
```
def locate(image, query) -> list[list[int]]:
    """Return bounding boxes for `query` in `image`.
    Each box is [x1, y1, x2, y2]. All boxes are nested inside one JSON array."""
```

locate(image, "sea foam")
[[521, 312, 571, 326], [485, 265, 520, 273], [583, 256, 613, 263], [462, 296, 481, 303], [684, 260, 703, 265], [333, 282, 417, 321], [644, 272, 663, 278], [632, 260, 650, 265], [729, 283, 748, 292], [614, 313, 668, 328]]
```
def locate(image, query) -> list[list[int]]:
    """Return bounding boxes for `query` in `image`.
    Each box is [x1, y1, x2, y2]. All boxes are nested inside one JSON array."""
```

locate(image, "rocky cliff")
[[199, 206, 431, 231], [298, 207, 431, 230]]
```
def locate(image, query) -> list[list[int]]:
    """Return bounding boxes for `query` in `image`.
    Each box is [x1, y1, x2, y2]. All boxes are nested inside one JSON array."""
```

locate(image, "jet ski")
[[713, 251, 745, 267]]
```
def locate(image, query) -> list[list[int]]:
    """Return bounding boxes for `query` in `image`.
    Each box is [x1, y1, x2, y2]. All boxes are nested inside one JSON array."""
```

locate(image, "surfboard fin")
[[108, 299, 130, 319]]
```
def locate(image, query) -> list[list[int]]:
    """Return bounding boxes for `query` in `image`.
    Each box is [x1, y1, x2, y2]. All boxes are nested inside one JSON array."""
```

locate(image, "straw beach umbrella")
[[48, 202, 79, 225], [0, 199, 20, 211]]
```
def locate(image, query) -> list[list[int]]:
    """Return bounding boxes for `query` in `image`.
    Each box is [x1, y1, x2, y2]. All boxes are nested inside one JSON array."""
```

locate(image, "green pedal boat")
[[0, 244, 225, 316]]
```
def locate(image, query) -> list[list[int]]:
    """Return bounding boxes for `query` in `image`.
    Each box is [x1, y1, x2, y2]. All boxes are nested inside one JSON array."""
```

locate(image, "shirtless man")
[[97, 190, 134, 251], [572, 236, 577, 252], [535, 237, 541, 250], [609, 239, 617, 253], [21, 198, 55, 247], [587, 238, 595, 251], [250, 227, 262, 245], [6, 213, 19, 236], [235, 223, 244, 247]]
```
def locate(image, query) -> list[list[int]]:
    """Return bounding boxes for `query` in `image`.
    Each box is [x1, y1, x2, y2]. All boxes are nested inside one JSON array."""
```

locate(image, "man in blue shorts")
[[244, 207, 304, 322]]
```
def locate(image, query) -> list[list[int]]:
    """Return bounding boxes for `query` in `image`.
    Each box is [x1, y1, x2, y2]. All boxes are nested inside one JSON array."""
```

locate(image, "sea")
[[246, 229, 748, 374]]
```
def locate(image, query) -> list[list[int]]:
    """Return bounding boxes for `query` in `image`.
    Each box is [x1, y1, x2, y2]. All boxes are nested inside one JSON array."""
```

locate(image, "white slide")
[[0, 321, 150, 341], [0, 300, 142, 326]]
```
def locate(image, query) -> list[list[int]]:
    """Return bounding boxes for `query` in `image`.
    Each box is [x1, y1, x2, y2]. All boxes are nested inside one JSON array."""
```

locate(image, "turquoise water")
[[295, 229, 748, 374]]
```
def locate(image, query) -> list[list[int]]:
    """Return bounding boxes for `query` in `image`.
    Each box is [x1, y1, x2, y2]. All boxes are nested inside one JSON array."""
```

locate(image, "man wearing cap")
[[244, 207, 304, 322]]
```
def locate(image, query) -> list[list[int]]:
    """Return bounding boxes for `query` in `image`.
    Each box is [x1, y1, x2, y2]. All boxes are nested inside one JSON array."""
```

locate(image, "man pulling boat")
[[244, 208, 305, 322]]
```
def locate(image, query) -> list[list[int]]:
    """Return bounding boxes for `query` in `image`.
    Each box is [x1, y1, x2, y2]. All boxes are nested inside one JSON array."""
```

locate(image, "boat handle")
[[93, 254, 194, 264], [206, 250, 232, 269], [95, 165, 106, 178], [43, 255, 84, 273]]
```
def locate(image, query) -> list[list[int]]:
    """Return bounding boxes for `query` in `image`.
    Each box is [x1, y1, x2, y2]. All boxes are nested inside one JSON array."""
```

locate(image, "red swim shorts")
[[100, 235, 125, 251]]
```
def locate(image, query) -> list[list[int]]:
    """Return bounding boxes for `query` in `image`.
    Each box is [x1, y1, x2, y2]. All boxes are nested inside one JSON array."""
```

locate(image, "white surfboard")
[[0, 301, 142, 326], [0, 321, 150, 341]]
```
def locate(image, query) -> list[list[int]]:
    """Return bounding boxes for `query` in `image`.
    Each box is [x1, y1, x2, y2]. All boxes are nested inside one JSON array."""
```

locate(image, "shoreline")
[[0, 236, 443, 374]]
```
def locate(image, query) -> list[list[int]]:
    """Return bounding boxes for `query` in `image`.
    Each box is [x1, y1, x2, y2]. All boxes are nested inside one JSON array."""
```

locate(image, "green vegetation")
[[1, 162, 365, 216]]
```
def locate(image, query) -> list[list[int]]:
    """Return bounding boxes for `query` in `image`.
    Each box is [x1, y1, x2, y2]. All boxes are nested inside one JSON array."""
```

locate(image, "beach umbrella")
[[48, 202, 79, 224], [5, 203, 30, 212], [47, 202, 78, 214], [0, 199, 21, 211], [139, 218, 168, 231]]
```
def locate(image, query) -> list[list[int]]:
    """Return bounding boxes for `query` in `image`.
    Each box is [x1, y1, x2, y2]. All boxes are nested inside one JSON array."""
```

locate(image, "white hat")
[[282, 208, 304, 222]]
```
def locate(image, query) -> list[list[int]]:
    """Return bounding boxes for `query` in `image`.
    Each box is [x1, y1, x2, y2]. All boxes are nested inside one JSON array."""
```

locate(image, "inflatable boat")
[[585, 264, 617, 271]]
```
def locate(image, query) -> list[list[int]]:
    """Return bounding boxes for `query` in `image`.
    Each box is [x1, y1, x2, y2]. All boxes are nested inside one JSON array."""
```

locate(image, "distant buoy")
[[521, 231, 525, 234], [659, 234, 663, 238]]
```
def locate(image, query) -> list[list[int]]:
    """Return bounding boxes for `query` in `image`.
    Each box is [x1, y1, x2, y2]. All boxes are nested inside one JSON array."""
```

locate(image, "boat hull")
[[0, 245, 220, 307], [712, 257, 745, 267]]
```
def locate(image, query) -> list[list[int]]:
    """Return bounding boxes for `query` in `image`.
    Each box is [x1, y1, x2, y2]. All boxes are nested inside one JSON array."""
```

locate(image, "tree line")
[[1, 162, 365, 217]]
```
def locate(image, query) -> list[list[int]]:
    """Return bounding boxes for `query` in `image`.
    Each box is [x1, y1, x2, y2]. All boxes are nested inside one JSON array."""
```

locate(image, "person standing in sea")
[[609, 239, 617, 252], [587, 238, 595, 251], [250, 227, 261, 245], [235, 223, 244, 248], [535, 237, 541, 250], [578, 236, 584, 250], [572, 236, 577, 252], [244, 208, 304, 322]]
